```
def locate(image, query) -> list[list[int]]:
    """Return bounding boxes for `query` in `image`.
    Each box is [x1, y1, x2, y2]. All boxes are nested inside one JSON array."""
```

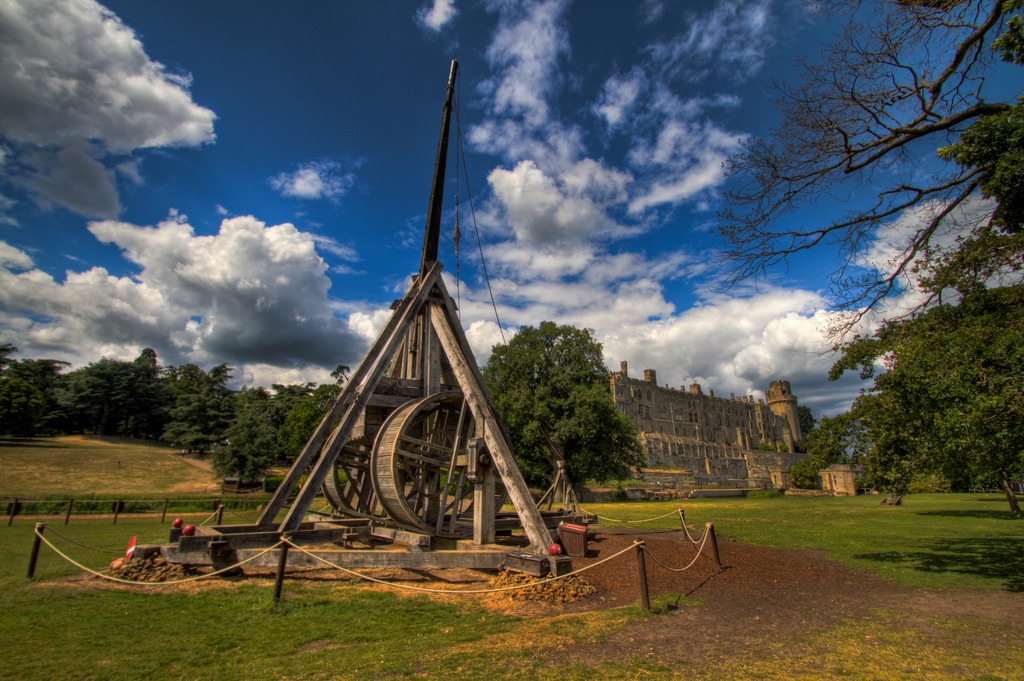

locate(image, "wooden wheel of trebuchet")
[[321, 438, 380, 518], [371, 390, 480, 535]]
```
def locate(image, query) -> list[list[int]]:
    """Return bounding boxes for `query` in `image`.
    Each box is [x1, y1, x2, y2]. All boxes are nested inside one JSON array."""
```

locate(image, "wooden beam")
[[427, 282, 551, 552], [273, 264, 445, 532]]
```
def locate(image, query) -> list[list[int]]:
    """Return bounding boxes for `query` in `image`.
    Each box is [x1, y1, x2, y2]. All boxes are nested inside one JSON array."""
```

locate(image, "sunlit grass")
[[0, 436, 219, 497], [583, 493, 1024, 590]]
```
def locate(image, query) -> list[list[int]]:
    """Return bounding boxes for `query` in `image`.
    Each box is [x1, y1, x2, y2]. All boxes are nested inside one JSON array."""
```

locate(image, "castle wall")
[[611, 362, 808, 489]]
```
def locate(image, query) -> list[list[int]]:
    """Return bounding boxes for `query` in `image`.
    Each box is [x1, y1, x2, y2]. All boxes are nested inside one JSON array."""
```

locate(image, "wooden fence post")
[[635, 540, 650, 612], [28, 522, 47, 578], [273, 538, 290, 603], [64, 499, 74, 525], [8, 497, 19, 526], [161, 498, 169, 523], [706, 522, 722, 567]]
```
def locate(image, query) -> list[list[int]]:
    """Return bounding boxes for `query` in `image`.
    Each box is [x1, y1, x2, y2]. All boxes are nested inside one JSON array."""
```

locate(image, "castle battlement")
[[611, 361, 806, 489]]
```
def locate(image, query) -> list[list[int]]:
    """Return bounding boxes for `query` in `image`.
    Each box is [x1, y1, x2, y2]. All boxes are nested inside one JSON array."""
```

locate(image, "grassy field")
[[1, 440, 1022, 679], [580, 493, 1024, 591], [0, 436, 220, 497], [2, 494, 1022, 680]]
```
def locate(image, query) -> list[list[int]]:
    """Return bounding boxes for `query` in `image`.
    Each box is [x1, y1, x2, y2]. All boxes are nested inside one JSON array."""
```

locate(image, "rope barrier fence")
[[28, 515, 722, 611]]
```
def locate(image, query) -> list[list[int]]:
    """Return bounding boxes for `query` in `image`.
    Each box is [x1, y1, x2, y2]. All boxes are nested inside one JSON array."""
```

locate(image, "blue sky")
[[0, 0, 935, 417]]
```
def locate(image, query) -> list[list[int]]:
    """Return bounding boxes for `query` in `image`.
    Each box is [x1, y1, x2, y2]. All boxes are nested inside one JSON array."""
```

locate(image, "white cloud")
[[480, 0, 570, 129], [647, 0, 776, 83], [593, 70, 646, 130], [627, 121, 744, 213], [0, 216, 367, 382], [0, 0, 215, 216], [270, 160, 358, 200], [487, 160, 634, 246], [0, 240, 33, 269], [416, 0, 458, 31]]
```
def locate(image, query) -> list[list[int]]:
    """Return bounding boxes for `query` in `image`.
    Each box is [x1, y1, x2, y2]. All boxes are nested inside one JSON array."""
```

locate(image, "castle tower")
[[766, 380, 801, 444], [643, 369, 657, 385]]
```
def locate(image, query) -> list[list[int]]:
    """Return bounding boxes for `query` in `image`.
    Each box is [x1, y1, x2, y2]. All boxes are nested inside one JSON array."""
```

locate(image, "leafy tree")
[[0, 342, 16, 374], [803, 412, 870, 469], [277, 383, 341, 460], [720, 0, 1022, 326], [214, 386, 280, 482], [797, 406, 816, 437], [60, 358, 137, 435], [833, 285, 1024, 516], [330, 364, 350, 385], [788, 459, 819, 490], [0, 377, 45, 436], [162, 363, 235, 453], [56, 349, 169, 437], [4, 358, 71, 434], [483, 321, 644, 486]]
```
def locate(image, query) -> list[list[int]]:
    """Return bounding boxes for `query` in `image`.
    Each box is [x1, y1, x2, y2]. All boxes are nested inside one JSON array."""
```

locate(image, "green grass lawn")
[[0, 436, 219, 497], [583, 493, 1024, 591], [2, 472, 1023, 679]]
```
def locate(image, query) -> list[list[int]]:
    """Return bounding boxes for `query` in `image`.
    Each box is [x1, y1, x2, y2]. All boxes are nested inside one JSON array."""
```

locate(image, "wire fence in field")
[[3, 495, 278, 526]]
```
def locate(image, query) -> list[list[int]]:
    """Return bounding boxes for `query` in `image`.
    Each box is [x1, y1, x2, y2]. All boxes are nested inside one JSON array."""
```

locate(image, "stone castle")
[[610, 361, 808, 489]]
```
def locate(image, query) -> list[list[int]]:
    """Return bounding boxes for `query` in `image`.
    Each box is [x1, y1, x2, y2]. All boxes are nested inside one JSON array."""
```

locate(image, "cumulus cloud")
[[270, 159, 359, 201], [0, 216, 367, 383], [0, 0, 215, 217], [487, 160, 633, 246], [415, 0, 458, 31]]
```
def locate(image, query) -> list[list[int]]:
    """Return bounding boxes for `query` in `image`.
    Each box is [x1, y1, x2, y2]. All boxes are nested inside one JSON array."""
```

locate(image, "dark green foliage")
[[162, 363, 235, 453], [214, 386, 279, 482], [483, 321, 644, 486], [277, 383, 341, 459], [797, 405, 816, 436], [803, 412, 869, 469], [3, 357, 71, 434], [835, 286, 1024, 515], [0, 377, 45, 436], [788, 459, 819, 490]]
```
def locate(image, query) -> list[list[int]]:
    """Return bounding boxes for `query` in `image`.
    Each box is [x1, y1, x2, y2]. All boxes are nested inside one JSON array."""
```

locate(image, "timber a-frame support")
[[256, 60, 553, 552]]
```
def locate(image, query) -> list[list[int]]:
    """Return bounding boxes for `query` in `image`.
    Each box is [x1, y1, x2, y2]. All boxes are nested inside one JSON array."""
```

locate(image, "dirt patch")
[[518, 528, 1024, 671]]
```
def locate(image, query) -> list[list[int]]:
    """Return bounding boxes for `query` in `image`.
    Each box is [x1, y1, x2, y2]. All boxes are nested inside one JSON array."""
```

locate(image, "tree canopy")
[[482, 321, 644, 486], [834, 284, 1024, 515]]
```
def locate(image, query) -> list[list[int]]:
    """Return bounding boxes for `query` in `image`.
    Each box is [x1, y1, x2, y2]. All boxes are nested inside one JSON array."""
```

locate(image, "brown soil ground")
[[505, 527, 1024, 670]]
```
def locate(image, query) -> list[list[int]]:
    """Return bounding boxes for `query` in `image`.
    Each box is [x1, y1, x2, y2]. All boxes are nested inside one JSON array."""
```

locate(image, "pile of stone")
[[106, 553, 194, 582], [490, 569, 597, 603]]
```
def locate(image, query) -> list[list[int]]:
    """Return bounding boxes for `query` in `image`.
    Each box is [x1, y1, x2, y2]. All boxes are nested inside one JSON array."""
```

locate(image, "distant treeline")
[[0, 344, 345, 482]]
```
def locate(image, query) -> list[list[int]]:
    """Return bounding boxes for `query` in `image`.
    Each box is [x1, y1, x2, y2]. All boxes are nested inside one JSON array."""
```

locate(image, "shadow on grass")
[[914, 509, 1020, 521], [0, 439, 67, 449], [856, 537, 1024, 592]]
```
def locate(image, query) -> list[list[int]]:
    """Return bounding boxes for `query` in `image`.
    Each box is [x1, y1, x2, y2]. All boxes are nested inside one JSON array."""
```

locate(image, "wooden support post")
[[28, 522, 47, 579], [215, 504, 225, 525], [64, 499, 74, 526], [678, 507, 685, 531], [635, 540, 651, 612], [8, 497, 18, 527], [112, 500, 122, 525], [160, 498, 169, 524], [706, 522, 722, 567], [273, 539, 290, 603]]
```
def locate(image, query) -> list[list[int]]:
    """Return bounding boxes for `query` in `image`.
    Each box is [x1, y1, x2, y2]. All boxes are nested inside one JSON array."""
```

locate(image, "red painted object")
[[171, 518, 184, 528], [549, 542, 562, 556], [182, 524, 197, 536]]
